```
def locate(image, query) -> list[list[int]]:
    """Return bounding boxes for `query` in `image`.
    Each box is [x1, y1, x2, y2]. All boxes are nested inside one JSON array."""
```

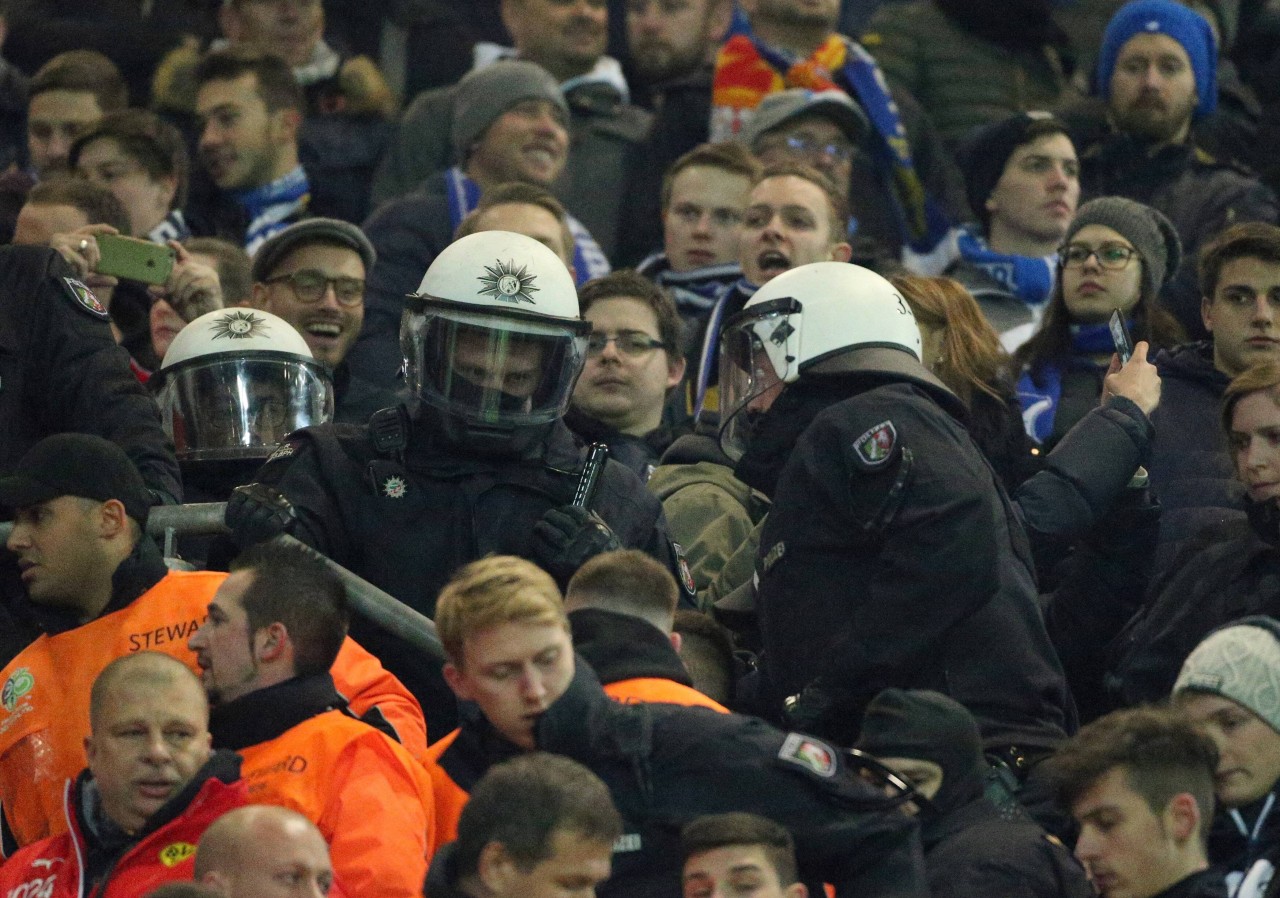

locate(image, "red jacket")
[[0, 753, 247, 898]]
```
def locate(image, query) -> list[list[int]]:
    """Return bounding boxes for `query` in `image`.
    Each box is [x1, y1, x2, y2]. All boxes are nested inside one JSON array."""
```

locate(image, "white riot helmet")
[[718, 262, 923, 460], [152, 308, 334, 461], [402, 230, 588, 456]]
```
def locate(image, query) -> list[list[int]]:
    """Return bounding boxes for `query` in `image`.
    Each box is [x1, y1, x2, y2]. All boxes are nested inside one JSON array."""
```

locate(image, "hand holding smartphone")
[[1109, 309, 1134, 364], [95, 234, 177, 286]]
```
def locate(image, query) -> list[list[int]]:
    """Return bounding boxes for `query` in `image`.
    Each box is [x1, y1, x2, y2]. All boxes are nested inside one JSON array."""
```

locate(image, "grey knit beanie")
[[1063, 197, 1183, 301], [1174, 618, 1280, 734], [451, 60, 569, 161]]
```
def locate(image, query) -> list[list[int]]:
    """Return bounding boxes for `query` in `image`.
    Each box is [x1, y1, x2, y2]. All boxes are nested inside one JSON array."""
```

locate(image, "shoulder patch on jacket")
[[852, 420, 897, 468], [61, 277, 109, 320], [778, 732, 837, 778]]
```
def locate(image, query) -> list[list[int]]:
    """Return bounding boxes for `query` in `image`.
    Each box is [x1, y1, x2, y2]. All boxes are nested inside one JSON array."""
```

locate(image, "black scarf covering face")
[[933, 0, 1073, 62]]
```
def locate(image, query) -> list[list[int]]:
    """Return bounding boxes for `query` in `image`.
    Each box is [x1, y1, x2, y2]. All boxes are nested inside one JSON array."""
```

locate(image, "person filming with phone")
[[48, 224, 223, 374], [1015, 197, 1184, 454]]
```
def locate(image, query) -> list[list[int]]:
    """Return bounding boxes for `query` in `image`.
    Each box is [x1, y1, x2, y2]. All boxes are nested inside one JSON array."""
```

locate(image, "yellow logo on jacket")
[[159, 842, 196, 867]]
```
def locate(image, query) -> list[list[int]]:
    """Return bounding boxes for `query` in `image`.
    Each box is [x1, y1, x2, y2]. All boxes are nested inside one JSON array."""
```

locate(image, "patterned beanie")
[[1174, 617, 1280, 734]]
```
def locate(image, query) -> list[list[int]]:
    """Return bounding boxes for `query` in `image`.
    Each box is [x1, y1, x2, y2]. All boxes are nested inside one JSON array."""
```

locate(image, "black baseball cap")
[[0, 433, 152, 525]]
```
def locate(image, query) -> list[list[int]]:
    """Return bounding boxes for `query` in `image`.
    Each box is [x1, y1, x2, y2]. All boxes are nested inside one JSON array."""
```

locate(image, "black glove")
[[783, 678, 862, 744], [532, 505, 621, 582], [225, 483, 296, 549]]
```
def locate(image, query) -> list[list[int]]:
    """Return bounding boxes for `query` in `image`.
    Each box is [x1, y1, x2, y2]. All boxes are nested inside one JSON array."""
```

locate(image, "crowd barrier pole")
[[0, 503, 445, 664]]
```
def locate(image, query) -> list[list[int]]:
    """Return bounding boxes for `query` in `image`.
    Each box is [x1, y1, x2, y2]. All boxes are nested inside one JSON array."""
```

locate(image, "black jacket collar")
[[209, 673, 347, 750], [568, 608, 693, 687], [1153, 869, 1227, 898], [440, 657, 614, 793], [32, 536, 169, 635]]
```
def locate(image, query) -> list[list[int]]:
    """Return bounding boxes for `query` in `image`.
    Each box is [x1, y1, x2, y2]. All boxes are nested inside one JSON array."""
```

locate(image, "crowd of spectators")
[[7, 0, 1280, 897]]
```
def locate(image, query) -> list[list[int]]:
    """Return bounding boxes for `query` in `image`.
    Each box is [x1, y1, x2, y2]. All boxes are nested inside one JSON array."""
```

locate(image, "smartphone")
[[95, 234, 176, 286], [1109, 308, 1134, 364]]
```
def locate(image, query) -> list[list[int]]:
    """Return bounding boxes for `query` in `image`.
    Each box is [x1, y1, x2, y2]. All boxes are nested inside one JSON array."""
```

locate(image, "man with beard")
[[618, 0, 734, 263], [626, 0, 731, 108], [190, 49, 310, 256], [1079, 0, 1277, 339]]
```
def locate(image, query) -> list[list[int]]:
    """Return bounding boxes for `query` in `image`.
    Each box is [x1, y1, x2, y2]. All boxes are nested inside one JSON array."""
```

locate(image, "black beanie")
[[958, 111, 1068, 230]]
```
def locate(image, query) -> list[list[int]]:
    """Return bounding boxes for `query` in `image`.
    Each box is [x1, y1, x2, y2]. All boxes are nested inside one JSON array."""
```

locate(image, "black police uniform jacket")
[[436, 658, 929, 898], [0, 246, 180, 499], [750, 372, 1073, 752], [252, 415, 686, 727], [0, 246, 182, 665]]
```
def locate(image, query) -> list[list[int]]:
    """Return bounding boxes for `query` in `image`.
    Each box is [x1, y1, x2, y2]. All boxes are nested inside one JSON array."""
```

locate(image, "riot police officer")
[[152, 306, 334, 504], [719, 262, 1073, 758], [0, 245, 182, 663], [225, 231, 691, 730]]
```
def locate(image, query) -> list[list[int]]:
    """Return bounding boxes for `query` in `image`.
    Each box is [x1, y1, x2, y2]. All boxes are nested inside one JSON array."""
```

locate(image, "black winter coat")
[[434, 659, 930, 898], [251, 415, 683, 733], [1150, 342, 1243, 576], [750, 373, 1073, 751]]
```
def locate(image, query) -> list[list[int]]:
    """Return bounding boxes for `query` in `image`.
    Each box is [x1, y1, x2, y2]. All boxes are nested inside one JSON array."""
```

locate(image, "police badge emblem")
[[477, 260, 539, 304], [778, 733, 837, 778], [853, 421, 897, 467], [62, 277, 109, 320]]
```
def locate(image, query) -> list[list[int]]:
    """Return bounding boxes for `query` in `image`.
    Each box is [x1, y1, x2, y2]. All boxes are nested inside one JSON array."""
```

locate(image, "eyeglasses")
[[1060, 243, 1139, 270], [764, 133, 855, 163], [586, 331, 667, 357], [265, 269, 365, 307]]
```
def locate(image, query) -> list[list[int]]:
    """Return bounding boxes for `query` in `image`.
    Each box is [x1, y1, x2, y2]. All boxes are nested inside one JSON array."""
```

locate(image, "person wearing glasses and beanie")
[[1014, 196, 1185, 451], [248, 217, 398, 426]]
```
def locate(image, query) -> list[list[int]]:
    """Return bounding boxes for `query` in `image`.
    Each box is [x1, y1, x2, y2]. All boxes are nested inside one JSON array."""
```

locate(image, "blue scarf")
[[749, 36, 951, 252], [147, 209, 191, 245], [955, 227, 1057, 307], [443, 167, 611, 283], [636, 253, 741, 315], [234, 165, 310, 256], [1016, 321, 1127, 443], [694, 277, 759, 418]]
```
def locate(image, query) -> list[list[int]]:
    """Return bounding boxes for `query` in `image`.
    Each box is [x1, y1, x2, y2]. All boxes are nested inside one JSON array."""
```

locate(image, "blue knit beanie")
[[1095, 0, 1217, 119]]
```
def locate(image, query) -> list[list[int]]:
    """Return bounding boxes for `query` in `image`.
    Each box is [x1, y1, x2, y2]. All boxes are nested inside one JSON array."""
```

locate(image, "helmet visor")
[[156, 356, 334, 461], [405, 307, 588, 430], [718, 301, 799, 461]]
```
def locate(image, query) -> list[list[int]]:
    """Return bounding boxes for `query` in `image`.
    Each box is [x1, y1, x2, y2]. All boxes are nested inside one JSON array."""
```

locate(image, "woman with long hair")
[[895, 272, 1162, 584], [892, 274, 1034, 490], [1015, 197, 1184, 448]]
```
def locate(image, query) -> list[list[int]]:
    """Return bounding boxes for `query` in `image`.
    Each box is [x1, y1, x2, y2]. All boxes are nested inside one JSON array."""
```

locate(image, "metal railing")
[[0, 503, 444, 663]]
